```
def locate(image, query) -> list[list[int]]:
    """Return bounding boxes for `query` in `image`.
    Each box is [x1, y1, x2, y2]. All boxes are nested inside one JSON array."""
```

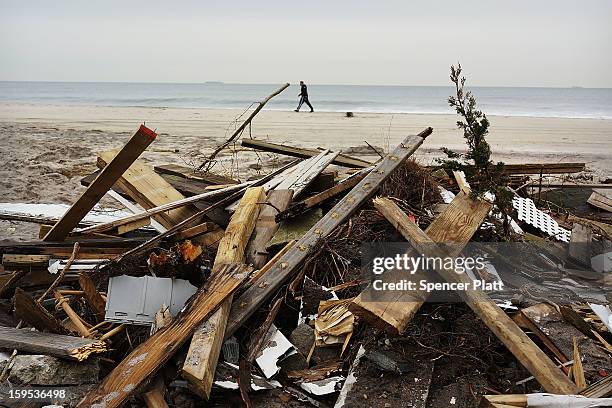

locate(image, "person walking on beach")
[[294, 81, 314, 112]]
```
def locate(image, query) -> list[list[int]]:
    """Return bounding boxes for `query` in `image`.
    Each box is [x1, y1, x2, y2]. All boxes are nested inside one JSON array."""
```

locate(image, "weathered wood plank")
[[370, 197, 578, 394], [77, 182, 247, 235], [96, 152, 198, 229], [349, 191, 491, 334], [224, 128, 432, 337], [182, 187, 265, 398], [13, 288, 66, 334], [43, 125, 156, 241], [241, 138, 373, 168], [0, 326, 105, 361], [587, 190, 612, 212], [154, 163, 239, 185], [79, 273, 106, 322], [77, 263, 250, 408]]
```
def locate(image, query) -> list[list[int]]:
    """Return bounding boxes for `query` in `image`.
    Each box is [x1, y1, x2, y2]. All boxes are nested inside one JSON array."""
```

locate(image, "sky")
[[1, 0, 611, 87]]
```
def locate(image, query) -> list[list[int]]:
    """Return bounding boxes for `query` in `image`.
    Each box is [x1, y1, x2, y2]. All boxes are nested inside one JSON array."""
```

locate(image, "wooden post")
[[371, 197, 578, 394], [43, 125, 156, 241], [77, 263, 251, 408], [224, 128, 432, 338], [182, 187, 266, 398]]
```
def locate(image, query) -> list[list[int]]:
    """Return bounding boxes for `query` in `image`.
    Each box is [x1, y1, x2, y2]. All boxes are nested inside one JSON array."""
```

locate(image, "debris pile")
[[0, 92, 611, 408]]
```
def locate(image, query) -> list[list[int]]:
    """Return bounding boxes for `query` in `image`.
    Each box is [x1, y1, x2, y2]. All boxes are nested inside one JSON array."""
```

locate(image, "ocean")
[[1, 81, 611, 119]]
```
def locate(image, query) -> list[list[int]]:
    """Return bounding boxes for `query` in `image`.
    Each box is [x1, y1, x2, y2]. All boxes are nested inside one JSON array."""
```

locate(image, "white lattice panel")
[[512, 196, 570, 242]]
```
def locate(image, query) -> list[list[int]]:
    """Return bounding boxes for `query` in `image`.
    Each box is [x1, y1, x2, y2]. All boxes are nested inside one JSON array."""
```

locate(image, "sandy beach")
[[0, 102, 611, 214]]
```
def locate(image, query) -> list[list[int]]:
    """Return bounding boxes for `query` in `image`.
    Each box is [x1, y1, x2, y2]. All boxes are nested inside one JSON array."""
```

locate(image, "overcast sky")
[[1, 0, 611, 87]]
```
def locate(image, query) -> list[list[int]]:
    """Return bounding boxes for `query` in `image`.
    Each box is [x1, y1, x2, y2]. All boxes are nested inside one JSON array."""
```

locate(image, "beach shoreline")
[[0, 102, 610, 216]]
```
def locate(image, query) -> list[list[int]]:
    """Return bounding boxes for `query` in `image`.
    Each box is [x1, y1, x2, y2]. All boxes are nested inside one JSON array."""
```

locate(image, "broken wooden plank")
[[431, 162, 586, 176], [97, 152, 198, 229], [13, 288, 66, 334], [224, 128, 432, 337], [171, 221, 217, 241], [77, 263, 250, 408], [2, 254, 50, 268], [349, 191, 491, 334], [43, 125, 156, 241], [276, 167, 371, 222], [0, 326, 106, 361], [154, 163, 239, 185], [587, 190, 612, 212], [246, 189, 294, 269], [241, 138, 373, 168], [371, 197, 578, 394], [79, 273, 106, 322], [77, 183, 247, 235], [182, 187, 265, 399]]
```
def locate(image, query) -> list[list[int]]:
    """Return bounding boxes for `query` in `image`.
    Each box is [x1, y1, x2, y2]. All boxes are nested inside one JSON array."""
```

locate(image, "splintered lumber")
[[349, 191, 491, 334], [588, 190, 612, 212], [198, 83, 290, 170], [77, 263, 250, 408], [276, 167, 371, 222], [154, 163, 239, 185], [246, 189, 294, 268], [79, 273, 106, 321], [13, 288, 66, 334], [225, 128, 432, 337], [371, 197, 578, 394], [97, 152, 198, 229], [241, 138, 373, 168], [182, 187, 266, 398], [113, 162, 295, 262], [43, 125, 157, 241], [0, 326, 106, 361], [77, 182, 248, 235]]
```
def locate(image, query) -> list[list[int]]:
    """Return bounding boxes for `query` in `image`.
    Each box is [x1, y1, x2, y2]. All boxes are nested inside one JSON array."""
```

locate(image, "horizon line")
[[0, 80, 609, 90]]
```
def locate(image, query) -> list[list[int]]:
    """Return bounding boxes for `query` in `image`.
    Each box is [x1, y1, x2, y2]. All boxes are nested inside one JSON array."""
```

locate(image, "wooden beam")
[[224, 128, 432, 338], [77, 263, 250, 408], [77, 182, 248, 235], [241, 138, 373, 168], [182, 187, 265, 398], [430, 162, 586, 176], [349, 191, 491, 334], [153, 163, 239, 186], [96, 152, 198, 229], [246, 189, 294, 269], [371, 197, 579, 394], [0, 326, 106, 361], [43, 125, 156, 241]]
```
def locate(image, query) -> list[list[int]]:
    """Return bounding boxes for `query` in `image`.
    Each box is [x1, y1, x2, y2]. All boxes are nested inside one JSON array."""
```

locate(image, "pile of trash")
[[0, 117, 611, 408]]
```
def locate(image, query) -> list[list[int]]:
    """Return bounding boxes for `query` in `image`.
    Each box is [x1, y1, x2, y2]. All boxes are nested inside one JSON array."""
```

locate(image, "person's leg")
[[295, 96, 304, 111], [304, 97, 314, 112]]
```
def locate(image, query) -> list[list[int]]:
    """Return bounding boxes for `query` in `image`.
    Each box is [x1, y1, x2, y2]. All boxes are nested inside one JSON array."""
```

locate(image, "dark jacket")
[[299, 84, 308, 97]]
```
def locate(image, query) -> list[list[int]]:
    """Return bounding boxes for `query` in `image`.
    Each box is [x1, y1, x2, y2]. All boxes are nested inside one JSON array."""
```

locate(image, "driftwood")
[[198, 83, 290, 170]]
